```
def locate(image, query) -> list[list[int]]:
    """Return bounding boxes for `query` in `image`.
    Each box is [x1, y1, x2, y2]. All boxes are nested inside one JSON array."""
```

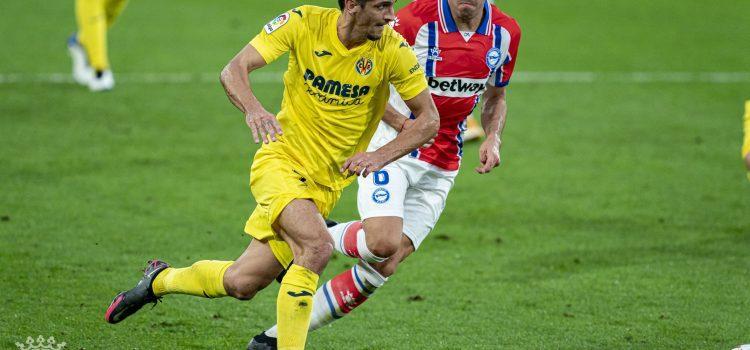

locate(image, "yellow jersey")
[[249, 5, 427, 190], [743, 100, 750, 158]]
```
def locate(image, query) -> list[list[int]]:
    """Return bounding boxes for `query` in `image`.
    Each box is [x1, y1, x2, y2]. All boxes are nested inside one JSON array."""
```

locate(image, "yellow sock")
[[151, 260, 232, 298], [76, 0, 109, 70], [104, 0, 128, 28], [277, 264, 319, 350]]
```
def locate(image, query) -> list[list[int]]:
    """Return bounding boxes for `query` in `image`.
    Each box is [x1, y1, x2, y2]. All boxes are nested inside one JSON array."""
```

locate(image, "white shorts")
[[357, 156, 457, 250]]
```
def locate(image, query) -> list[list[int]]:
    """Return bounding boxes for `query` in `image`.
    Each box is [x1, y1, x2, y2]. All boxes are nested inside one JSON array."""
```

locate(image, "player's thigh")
[[402, 174, 454, 250], [357, 162, 409, 220], [276, 198, 331, 251]]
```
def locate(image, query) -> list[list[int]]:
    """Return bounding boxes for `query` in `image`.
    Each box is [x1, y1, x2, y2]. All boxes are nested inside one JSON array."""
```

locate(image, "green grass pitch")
[[1, 0, 749, 348]]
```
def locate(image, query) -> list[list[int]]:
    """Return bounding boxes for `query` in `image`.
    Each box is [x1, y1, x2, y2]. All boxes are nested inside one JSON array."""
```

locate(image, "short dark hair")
[[338, 0, 369, 10]]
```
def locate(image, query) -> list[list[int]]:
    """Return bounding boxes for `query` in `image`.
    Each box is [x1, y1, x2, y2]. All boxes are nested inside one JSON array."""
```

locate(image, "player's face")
[[357, 0, 396, 41], [449, 0, 484, 21]]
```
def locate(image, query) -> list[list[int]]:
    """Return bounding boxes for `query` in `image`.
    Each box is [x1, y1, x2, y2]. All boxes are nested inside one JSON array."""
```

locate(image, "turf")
[[1, 0, 749, 349]]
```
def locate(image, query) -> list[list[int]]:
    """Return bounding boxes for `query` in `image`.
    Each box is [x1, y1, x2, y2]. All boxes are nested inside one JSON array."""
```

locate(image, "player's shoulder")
[[490, 5, 521, 35], [293, 5, 337, 18], [281, 5, 339, 29], [396, 0, 439, 25], [375, 26, 411, 52]]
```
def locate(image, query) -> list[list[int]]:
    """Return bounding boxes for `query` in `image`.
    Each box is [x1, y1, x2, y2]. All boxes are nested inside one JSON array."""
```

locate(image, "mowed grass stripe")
[[2, 71, 750, 84]]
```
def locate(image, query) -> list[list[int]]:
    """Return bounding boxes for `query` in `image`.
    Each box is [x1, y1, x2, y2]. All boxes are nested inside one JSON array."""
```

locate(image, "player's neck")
[[337, 14, 368, 49], [449, 3, 484, 32]]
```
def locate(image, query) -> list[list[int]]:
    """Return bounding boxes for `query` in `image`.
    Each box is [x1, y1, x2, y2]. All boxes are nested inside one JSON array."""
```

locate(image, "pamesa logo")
[[15, 336, 66, 350]]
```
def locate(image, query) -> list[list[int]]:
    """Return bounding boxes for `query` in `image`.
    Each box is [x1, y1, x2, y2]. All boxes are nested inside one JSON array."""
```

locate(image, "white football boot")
[[88, 70, 115, 92], [67, 34, 94, 86]]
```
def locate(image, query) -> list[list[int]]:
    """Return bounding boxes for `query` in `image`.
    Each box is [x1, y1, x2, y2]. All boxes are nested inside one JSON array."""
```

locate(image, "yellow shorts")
[[244, 148, 341, 268]]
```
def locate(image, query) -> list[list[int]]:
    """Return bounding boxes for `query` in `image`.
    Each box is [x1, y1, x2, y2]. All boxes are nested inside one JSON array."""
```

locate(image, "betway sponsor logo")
[[427, 76, 487, 98]]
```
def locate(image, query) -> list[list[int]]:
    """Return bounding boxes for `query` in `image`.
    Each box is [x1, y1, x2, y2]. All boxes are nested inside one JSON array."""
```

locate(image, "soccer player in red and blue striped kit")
[[249, 0, 520, 347]]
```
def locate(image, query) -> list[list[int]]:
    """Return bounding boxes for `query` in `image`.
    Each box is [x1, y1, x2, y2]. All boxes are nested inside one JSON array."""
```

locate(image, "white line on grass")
[[1, 71, 749, 85]]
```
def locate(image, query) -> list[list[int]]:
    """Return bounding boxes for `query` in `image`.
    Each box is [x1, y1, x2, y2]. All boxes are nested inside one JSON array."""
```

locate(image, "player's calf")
[[249, 236, 415, 348], [224, 264, 275, 300]]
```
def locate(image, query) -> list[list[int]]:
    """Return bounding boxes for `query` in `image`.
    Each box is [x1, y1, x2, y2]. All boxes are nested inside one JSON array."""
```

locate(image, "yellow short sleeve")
[[249, 8, 305, 64], [387, 37, 428, 101]]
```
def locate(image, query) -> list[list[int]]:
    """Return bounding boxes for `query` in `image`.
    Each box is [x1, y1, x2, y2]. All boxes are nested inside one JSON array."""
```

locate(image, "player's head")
[[339, 0, 396, 41], [448, 0, 485, 23]]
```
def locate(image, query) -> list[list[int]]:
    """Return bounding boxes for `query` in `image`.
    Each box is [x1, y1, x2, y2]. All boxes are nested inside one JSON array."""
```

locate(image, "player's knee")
[[368, 235, 400, 260], [367, 232, 401, 258], [371, 239, 414, 277], [297, 239, 334, 271], [372, 257, 400, 277]]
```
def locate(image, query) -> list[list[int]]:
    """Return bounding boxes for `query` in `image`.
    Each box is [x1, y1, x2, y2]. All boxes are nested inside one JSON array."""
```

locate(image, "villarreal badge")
[[486, 48, 502, 70], [355, 57, 374, 77]]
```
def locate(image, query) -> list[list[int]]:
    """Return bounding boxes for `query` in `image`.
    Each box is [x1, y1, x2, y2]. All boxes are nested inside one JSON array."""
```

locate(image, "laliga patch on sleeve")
[[264, 12, 290, 34]]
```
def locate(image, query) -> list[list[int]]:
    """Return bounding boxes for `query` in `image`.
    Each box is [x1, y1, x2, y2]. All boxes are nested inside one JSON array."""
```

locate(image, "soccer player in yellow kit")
[[67, 0, 127, 91], [104, 1, 439, 349], [743, 101, 750, 178]]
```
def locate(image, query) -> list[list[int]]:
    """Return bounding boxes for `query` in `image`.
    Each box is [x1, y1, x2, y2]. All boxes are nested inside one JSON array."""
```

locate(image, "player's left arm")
[[478, 19, 521, 174], [382, 103, 435, 147], [341, 33, 439, 177], [475, 85, 506, 174], [342, 89, 438, 177]]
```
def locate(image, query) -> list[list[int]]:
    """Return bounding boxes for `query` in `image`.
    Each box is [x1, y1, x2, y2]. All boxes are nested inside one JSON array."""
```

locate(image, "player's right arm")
[[220, 8, 304, 144], [220, 45, 282, 144]]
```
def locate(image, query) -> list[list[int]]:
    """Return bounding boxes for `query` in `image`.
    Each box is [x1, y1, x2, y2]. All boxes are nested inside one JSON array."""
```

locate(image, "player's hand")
[[475, 135, 501, 174], [402, 119, 434, 147], [245, 109, 283, 144], [341, 151, 388, 178]]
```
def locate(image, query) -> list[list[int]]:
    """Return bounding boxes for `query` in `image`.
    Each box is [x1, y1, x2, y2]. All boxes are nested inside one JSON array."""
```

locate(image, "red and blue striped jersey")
[[384, 0, 521, 171]]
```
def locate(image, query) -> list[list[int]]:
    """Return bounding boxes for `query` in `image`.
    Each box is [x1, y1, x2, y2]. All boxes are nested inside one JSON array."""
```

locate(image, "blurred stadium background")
[[1, 0, 749, 348]]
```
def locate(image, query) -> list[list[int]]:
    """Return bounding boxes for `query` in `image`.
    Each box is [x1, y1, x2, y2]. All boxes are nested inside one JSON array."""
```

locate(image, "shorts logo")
[[372, 187, 390, 204], [486, 48, 502, 70], [355, 57, 374, 76], [264, 13, 290, 34]]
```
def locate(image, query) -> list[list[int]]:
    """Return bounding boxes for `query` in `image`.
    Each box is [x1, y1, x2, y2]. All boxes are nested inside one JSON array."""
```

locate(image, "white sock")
[[264, 260, 388, 338], [329, 221, 387, 263]]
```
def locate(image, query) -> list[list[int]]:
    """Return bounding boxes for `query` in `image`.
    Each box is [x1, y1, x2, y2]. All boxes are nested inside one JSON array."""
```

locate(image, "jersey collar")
[[438, 0, 492, 36], [329, 11, 373, 56]]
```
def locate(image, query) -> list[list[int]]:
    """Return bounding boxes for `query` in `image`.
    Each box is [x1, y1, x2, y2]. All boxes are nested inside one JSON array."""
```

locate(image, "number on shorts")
[[373, 170, 389, 185]]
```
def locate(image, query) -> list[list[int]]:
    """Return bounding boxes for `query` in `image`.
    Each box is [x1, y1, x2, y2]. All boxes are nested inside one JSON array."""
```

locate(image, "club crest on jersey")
[[355, 57, 374, 76], [264, 12, 290, 34], [372, 187, 390, 204], [486, 48, 502, 70]]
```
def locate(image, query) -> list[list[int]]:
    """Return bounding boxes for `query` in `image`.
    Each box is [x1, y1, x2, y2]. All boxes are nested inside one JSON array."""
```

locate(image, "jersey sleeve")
[[249, 8, 305, 64], [387, 36, 428, 101], [393, 3, 422, 45], [488, 21, 521, 87]]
